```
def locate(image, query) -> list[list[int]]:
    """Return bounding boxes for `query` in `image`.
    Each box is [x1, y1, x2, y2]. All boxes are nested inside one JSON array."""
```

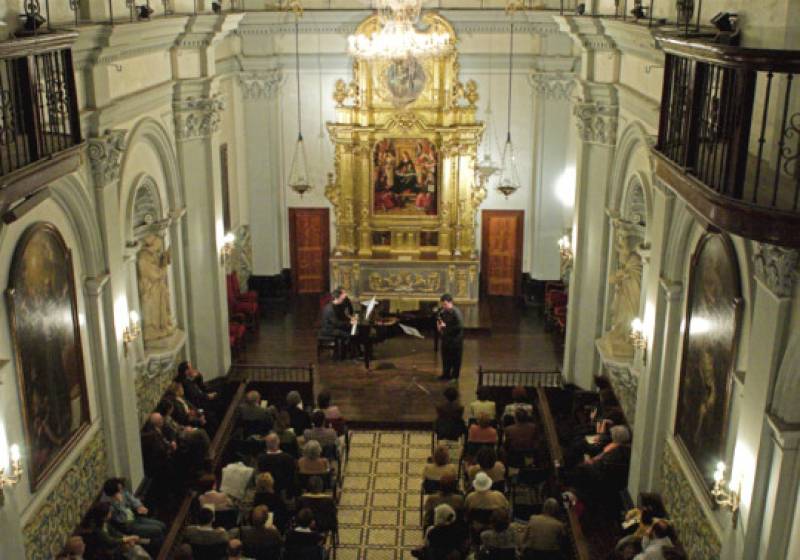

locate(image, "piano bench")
[[317, 336, 340, 360]]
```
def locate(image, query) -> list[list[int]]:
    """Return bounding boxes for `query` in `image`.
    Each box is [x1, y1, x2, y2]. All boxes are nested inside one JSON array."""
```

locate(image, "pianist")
[[320, 287, 357, 359]]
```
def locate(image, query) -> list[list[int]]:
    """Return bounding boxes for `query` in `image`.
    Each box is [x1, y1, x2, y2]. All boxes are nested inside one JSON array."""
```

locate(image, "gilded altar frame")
[[325, 13, 487, 263]]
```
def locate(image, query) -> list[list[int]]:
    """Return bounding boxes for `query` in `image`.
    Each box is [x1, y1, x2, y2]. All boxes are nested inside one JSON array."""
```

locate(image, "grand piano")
[[348, 299, 439, 369]]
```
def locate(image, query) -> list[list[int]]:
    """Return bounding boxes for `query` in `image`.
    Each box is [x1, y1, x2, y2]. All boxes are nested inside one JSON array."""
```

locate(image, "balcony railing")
[[654, 36, 800, 246], [0, 33, 81, 180]]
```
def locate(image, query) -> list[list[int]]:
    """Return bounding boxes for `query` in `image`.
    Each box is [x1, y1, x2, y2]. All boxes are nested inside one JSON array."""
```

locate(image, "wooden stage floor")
[[235, 295, 561, 427]]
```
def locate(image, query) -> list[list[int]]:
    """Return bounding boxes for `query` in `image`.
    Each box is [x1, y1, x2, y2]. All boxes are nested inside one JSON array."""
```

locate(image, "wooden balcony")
[[0, 32, 82, 215], [654, 34, 800, 247]]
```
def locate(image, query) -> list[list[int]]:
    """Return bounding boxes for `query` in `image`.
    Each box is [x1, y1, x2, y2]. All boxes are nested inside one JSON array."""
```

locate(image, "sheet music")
[[362, 296, 378, 321], [399, 323, 424, 339], [350, 316, 358, 336]]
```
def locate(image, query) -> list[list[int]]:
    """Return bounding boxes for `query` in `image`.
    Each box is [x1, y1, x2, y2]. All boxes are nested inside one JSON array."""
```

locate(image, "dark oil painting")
[[373, 138, 438, 216], [7, 223, 90, 491], [675, 231, 741, 496]]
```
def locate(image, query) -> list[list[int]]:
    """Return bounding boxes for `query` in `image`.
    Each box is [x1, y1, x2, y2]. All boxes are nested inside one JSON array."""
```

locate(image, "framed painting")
[[7, 223, 90, 491], [674, 231, 742, 499], [373, 138, 438, 216]]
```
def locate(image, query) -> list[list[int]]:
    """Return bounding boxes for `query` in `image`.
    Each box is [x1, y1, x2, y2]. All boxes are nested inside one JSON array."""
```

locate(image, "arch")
[[608, 122, 656, 237], [125, 174, 165, 237]]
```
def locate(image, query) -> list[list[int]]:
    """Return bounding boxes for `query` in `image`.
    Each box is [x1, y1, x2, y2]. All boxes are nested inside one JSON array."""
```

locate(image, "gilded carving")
[[368, 271, 441, 293]]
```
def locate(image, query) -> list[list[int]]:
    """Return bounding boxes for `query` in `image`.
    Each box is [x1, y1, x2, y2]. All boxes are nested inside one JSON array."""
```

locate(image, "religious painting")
[[384, 57, 426, 106], [6, 223, 90, 491], [674, 231, 741, 497], [373, 138, 438, 216]]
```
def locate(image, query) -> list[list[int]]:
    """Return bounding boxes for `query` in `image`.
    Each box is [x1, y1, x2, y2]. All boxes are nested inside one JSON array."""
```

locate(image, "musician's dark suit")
[[438, 306, 464, 379]]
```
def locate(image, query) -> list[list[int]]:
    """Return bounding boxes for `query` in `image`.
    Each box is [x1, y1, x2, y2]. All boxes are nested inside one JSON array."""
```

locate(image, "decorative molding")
[[87, 129, 127, 187], [236, 20, 561, 37], [753, 242, 799, 298], [83, 273, 111, 297], [22, 430, 108, 560], [528, 72, 575, 101], [239, 69, 285, 101], [573, 102, 619, 146], [173, 95, 225, 140]]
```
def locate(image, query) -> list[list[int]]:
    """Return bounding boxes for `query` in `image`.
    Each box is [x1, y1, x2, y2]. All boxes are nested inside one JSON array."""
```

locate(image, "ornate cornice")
[[173, 94, 225, 140], [87, 129, 128, 187], [239, 69, 285, 101], [528, 72, 575, 101], [573, 101, 618, 146], [753, 242, 799, 298]]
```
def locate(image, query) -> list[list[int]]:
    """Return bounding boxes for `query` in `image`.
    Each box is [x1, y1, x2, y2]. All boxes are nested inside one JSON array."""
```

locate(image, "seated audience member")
[[286, 390, 312, 435], [285, 507, 324, 549], [61, 536, 86, 560], [568, 425, 632, 494], [297, 476, 337, 536], [88, 502, 151, 560], [141, 412, 177, 480], [172, 544, 193, 560], [253, 472, 289, 532], [100, 478, 165, 552], [584, 425, 631, 465], [468, 412, 498, 444], [501, 386, 534, 423], [465, 472, 509, 531], [466, 447, 506, 485], [156, 398, 210, 469], [257, 433, 297, 497], [435, 386, 467, 441], [634, 520, 673, 560], [468, 386, 497, 422], [423, 473, 465, 528], [522, 498, 566, 560], [273, 410, 300, 458], [303, 410, 340, 453], [176, 361, 219, 413], [226, 539, 245, 560], [504, 408, 539, 461], [423, 444, 458, 483], [238, 390, 273, 436], [480, 509, 517, 554], [298, 440, 331, 476], [229, 505, 282, 558], [183, 506, 229, 549], [419, 504, 469, 560], [317, 391, 344, 424], [167, 382, 209, 430], [198, 486, 236, 513]]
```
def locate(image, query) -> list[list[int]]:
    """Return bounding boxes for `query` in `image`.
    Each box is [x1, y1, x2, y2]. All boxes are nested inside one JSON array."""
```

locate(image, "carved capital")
[[239, 69, 284, 101], [528, 73, 575, 101], [87, 129, 128, 187], [173, 94, 225, 140], [573, 102, 618, 146], [753, 242, 799, 298]]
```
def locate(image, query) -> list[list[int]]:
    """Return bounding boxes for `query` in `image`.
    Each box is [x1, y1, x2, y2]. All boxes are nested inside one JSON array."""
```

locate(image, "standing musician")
[[437, 293, 464, 380], [320, 287, 357, 359]]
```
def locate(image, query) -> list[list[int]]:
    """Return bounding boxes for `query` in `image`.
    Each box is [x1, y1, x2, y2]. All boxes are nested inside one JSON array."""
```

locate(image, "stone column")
[[737, 244, 798, 558], [528, 72, 575, 281], [240, 70, 285, 276], [562, 88, 618, 388], [627, 181, 675, 495], [173, 83, 231, 378], [87, 130, 146, 486]]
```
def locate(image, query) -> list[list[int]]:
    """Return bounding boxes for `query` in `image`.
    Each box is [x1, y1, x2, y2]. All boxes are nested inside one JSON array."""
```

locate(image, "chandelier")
[[496, 20, 521, 198], [347, 0, 451, 60], [288, 16, 312, 197]]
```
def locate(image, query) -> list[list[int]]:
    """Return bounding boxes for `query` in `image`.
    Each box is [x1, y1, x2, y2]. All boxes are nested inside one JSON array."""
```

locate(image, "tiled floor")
[[337, 430, 435, 560]]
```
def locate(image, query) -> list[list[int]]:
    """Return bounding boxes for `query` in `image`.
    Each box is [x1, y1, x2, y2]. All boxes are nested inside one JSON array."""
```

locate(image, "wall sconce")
[[123, 310, 141, 356], [712, 461, 741, 528], [221, 232, 236, 265], [630, 317, 647, 349], [558, 235, 573, 261], [0, 443, 23, 506]]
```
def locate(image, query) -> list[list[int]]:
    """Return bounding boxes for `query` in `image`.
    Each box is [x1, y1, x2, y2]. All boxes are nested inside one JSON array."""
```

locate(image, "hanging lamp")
[[477, 40, 501, 182], [288, 17, 312, 197], [496, 20, 521, 199]]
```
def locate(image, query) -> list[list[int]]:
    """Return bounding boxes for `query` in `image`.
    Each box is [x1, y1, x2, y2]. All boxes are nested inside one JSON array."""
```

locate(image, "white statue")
[[598, 230, 643, 359], [137, 234, 176, 346]]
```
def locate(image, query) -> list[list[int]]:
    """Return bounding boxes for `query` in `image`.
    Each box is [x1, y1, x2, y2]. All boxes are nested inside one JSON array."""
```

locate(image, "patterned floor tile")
[[372, 492, 401, 508], [369, 509, 400, 526], [367, 528, 398, 546], [343, 475, 370, 490], [364, 549, 397, 560], [376, 461, 402, 474], [407, 433, 431, 447], [401, 528, 423, 547], [339, 508, 367, 525], [373, 476, 402, 490], [351, 432, 377, 445], [340, 491, 368, 507], [378, 433, 404, 445], [377, 446, 403, 459], [349, 446, 376, 459], [339, 528, 365, 546], [335, 547, 362, 560], [406, 446, 432, 459], [346, 460, 373, 474]]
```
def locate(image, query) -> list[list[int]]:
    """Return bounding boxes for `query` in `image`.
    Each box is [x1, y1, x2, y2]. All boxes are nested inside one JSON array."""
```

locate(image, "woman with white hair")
[[584, 425, 631, 465], [414, 503, 469, 560], [298, 439, 330, 475]]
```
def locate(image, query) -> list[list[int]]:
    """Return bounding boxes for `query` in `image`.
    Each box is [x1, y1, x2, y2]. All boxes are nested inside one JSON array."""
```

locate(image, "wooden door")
[[481, 210, 523, 296], [289, 208, 330, 294]]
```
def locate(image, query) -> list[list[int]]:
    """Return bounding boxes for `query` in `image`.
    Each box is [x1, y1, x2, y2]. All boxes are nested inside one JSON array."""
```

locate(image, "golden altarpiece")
[[326, 13, 486, 303]]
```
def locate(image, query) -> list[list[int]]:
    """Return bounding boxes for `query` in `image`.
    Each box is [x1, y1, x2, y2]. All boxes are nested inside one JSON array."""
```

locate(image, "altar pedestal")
[[331, 256, 479, 303]]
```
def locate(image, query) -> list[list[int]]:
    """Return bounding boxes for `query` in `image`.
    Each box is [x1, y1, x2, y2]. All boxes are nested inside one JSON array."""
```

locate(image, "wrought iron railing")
[[0, 34, 81, 178], [655, 38, 800, 221], [477, 366, 563, 388]]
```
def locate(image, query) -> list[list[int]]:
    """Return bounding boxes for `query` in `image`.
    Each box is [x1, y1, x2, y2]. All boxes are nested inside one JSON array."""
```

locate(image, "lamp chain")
[[295, 18, 302, 141], [506, 21, 514, 143]]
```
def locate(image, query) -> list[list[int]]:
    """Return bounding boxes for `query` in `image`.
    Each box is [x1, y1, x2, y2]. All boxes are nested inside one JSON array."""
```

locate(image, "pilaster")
[[173, 80, 231, 377]]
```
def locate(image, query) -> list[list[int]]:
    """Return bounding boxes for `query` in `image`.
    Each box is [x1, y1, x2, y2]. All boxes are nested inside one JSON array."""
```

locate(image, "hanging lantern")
[[288, 16, 312, 197], [497, 21, 521, 198]]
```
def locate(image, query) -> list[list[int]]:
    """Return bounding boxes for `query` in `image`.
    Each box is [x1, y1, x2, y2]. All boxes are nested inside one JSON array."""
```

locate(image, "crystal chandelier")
[[347, 0, 451, 60], [288, 17, 312, 197], [497, 20, 521, 198]]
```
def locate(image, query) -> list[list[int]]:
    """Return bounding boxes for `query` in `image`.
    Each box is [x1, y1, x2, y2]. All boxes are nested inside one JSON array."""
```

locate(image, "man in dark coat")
[[437, 293, 464, 380], [320, 287, 356, 359]]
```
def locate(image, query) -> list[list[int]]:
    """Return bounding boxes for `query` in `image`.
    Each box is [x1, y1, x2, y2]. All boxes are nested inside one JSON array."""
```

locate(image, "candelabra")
[[712, 461, 740, 527], [0, 444, 22, 507], [123, 310, 141, 356], [221, 232, 236, 266]]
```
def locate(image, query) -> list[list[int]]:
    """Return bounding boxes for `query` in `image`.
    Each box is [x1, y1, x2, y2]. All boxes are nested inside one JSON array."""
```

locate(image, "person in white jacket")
[[634, 520, 674, 560]]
